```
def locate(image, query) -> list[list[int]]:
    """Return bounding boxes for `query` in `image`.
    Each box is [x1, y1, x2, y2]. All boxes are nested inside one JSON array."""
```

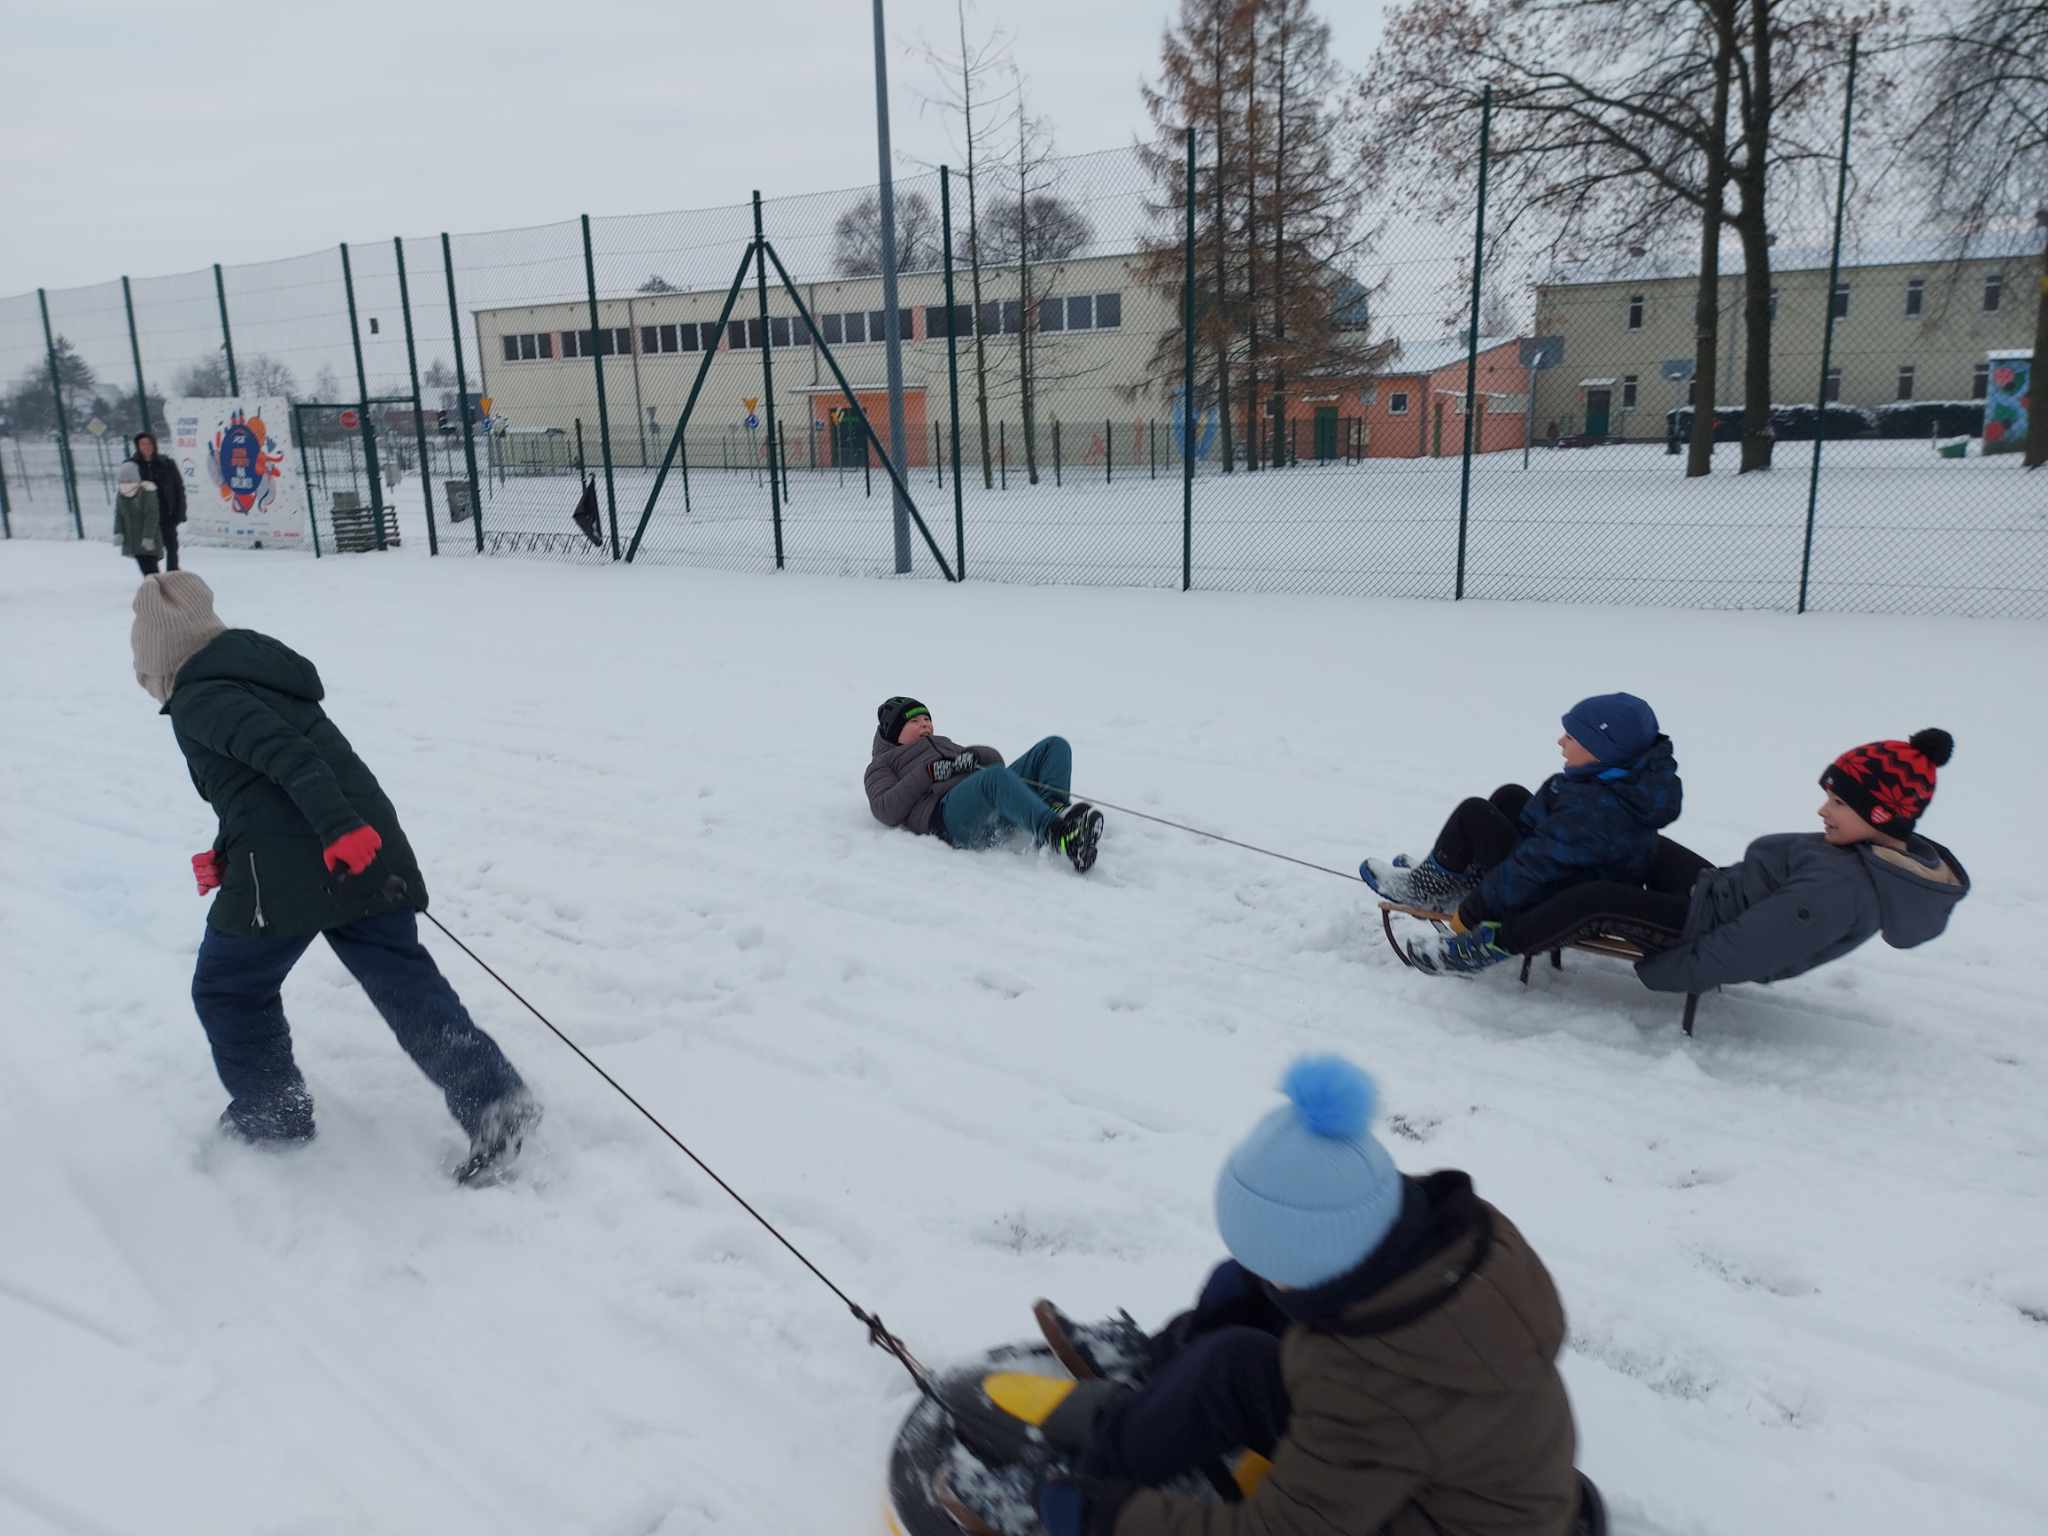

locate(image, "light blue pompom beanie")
[[1213, 1056, 1403, 1289]]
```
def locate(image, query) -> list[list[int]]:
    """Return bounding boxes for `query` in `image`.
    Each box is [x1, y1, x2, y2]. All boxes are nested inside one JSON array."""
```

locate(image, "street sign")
[[745, 414, 760, 430], [478, 395, 492, 418], [743, 397, 759, 415], [1659, 358, 1696, 383], [338, 408, 360, 430], [1519, 336, 1565, 371], [85, 416, 107, 437]]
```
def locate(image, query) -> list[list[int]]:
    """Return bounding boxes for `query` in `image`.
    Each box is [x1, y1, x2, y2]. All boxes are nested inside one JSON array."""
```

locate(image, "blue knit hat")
[[1213, 1057, 1403, 1289], [1561, 692, 1659, 766]]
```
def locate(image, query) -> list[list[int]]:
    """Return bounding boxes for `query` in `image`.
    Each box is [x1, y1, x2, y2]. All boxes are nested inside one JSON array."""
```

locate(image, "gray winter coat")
[[1636, 832, 1967, 995], [864, 729, 1003, 838]]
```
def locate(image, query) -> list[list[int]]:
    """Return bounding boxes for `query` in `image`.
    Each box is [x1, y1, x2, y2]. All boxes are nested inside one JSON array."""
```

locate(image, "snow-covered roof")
[[1540, 226, 2041, 288], [1381, 335, 1516, 374]]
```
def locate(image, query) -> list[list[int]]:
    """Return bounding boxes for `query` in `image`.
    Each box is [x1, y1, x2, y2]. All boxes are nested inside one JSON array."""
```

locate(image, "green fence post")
[[579, 213, 622, 560], [1455, 84, 1493, 603], [37, 288, 83, 538], [1799, 33, 1858, 616], [393, 237, 438, 556], [213, 263, 239, 396], [942, 166, 967, 578], [0, 443, 12, 537], [295, 406, 324, 559], [749, 195, 785, 571], [338, 243, 386, 551], [122, 276, 152, 437], [442, 234, 484, 553], [1182, 126, 1196, 592]]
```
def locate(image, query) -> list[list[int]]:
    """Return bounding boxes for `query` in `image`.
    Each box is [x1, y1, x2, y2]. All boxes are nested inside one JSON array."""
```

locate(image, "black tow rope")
[[401, 884, 946, 1410], [1023, 780, 1361, 884]]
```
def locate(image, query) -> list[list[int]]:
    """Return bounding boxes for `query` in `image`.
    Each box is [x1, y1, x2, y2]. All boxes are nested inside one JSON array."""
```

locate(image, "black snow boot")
[[1047, 802, 1104, 873], [456, 1091, 542, 1185]]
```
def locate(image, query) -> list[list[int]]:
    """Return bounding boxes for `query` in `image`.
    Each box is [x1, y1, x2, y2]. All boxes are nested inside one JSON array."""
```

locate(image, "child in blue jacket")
[[1363, 693, 1683, 975]]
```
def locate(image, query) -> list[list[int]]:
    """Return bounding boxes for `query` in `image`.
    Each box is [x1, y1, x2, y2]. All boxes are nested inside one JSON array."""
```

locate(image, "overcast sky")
[[1, 0, 1383, 299]]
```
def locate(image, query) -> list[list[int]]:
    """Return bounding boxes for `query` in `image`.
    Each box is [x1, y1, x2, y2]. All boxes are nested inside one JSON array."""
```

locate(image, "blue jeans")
[[191, 909, 525, 1140], [938, 735, 1073, 848]]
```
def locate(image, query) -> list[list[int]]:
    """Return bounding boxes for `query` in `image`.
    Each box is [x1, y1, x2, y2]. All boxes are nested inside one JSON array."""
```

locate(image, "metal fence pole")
[[121, 276, 152, 437], [941, 166, 967, 578], [1455, 84, 1493, 602], [1183, 126, 1196, 592], [294, 407, 323, 559], [442, 233, 484, 553], [213, 263, 239, 396], [36, 288, 82, 537], [0, 443, 11, 537], [1799, 34, 1858, 616], [393, 237, 438, 556], [338, 243, 387, 551], [750, 195, 786, 571], [580, 213, 622, 560]]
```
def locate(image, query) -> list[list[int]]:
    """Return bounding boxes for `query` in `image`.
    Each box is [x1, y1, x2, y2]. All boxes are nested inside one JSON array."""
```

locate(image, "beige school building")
[[1529, 232, 2039, 441]]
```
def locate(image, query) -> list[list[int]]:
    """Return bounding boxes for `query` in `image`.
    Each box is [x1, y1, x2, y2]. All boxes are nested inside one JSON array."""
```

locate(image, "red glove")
[[193, 850, 222, 896], [322, 825, 384, 877]]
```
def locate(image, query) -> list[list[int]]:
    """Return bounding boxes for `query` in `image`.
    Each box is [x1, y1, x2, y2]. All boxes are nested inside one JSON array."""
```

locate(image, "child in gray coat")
[[1636, 728, 1968, 993], [863, 696, 1104, 872]]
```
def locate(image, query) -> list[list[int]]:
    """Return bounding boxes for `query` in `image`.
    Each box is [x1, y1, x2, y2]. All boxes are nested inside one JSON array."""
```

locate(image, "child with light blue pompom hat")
[[1014, 1055, 1597, 1536]]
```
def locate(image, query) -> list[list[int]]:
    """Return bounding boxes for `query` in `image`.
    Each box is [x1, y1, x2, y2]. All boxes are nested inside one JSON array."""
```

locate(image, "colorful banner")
[[1981, 353, 2032, 456], [169, 397, 308, 548]]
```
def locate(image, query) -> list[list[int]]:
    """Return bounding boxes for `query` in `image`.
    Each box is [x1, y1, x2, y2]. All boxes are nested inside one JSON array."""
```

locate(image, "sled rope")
[[416, 904, 946, 1407], [1022, 780, 1358, 883]]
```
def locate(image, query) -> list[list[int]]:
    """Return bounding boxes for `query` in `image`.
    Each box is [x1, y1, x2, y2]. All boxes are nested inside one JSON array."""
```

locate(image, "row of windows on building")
[[1623, 271, 2010, 330], [500, 291, 1124, 364], [1580, 359, 2004, 412]]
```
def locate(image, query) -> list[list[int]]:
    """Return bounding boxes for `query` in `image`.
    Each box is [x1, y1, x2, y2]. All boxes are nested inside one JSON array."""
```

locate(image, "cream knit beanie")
[[132, 572, 226, 703]]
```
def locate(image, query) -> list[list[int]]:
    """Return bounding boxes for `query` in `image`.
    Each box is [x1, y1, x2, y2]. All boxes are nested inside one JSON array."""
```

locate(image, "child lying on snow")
[[948, 1056, 1598, 1536], [1362, 692, 1683, 974], [863, 695, 1104, 872], [1400, 728, 1969, 990]]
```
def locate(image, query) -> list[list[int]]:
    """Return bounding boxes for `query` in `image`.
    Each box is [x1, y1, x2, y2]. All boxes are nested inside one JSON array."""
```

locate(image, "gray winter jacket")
[[864, 729, 1003, 838], [1636, 832, 1968, 995]]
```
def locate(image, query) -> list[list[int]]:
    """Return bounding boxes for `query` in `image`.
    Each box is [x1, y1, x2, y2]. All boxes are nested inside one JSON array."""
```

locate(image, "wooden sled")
[[1379, 901, 1702, 1037]]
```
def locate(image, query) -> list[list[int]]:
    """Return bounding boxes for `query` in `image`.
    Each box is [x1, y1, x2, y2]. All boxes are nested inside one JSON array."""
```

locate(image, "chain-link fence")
[[6, 86, 2043, 617]]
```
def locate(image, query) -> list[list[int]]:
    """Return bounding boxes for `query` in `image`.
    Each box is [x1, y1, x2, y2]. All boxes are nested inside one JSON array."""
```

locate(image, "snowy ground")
[[10, 435, 2045, 617], [4, 542, 2047, 1536]]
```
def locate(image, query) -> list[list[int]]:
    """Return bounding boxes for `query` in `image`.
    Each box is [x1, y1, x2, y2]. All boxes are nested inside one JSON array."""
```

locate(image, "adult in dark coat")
[[128, 431, 186, 573], [132, 572, 536, 1177]]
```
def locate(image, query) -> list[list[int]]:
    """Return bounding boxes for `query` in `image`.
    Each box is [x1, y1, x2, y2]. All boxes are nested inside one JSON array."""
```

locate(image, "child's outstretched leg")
[[939, 766, 1060, 848], [1362, 783, 1529, 909]]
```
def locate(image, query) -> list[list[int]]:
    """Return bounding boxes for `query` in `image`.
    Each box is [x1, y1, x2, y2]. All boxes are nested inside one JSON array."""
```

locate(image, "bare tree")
[[422, 357, 456, 392], [637, 275, 679, 294], [1140, 0, 1259, 471], [831, 191, 944, 276], [1359, 0, 1893, 474], [1899, 2, 2048, 466], [978, 194, 1093, 265], [916, 2, 1021, 485]]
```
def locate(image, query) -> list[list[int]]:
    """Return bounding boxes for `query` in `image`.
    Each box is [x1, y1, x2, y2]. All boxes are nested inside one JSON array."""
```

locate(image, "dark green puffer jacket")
[[165, 630, 426, 938]]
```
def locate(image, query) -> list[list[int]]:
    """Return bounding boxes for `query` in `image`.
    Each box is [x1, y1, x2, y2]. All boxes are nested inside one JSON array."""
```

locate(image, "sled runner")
[[1379, 901, 1703, 1036]]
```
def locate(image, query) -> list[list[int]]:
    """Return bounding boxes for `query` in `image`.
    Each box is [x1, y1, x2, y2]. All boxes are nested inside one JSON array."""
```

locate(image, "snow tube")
[[885, 1340, 1059, 1536], [883, 1340, 1263, 1536]]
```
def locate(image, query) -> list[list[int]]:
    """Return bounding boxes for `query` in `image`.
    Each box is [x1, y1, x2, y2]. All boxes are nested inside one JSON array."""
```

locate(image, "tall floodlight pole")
[[872, 0, 912, 572]]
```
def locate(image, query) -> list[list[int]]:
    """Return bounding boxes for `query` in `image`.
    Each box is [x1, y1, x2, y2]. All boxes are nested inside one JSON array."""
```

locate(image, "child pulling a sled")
[[864, 695, 1104, 872], [1362, 692, 1684, 977], [944, 1056, 1599, 1536]]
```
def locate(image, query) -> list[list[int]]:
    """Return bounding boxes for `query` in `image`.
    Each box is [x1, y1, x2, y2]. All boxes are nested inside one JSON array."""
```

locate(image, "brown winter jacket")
[[1116, 1174, 1578, 1536], [864, 729, 1004, 838]]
